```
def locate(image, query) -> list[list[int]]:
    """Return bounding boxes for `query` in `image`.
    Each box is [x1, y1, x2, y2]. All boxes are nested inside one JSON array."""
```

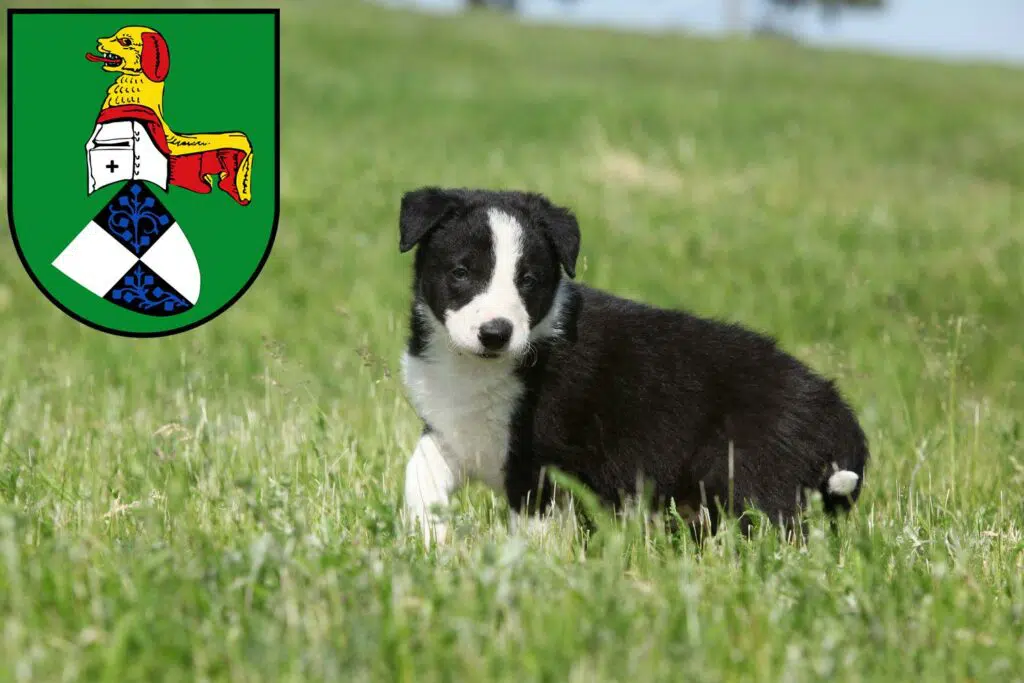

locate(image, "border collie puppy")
[[398, 187, 869, 546]]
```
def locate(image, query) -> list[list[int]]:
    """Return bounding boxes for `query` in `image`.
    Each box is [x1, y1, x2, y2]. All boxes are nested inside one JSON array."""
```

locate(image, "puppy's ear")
[[140, 31, 170, 82], [526, 194, 581, 278], [399, 187, 460, 253]]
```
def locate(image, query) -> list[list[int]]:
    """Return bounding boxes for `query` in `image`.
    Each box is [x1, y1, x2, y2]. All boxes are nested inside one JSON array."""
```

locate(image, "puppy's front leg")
[[403, 432, 459, 547]]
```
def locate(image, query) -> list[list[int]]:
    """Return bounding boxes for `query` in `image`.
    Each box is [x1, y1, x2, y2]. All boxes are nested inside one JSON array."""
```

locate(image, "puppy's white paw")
[[403, 433, 457, 548]]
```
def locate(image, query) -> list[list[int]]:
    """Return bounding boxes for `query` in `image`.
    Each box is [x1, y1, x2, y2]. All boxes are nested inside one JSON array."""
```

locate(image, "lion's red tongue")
[[85, 52, 121, 64]]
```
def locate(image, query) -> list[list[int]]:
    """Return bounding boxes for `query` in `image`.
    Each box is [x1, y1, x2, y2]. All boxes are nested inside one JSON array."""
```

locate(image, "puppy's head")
[[399, 187, 580, 361], [88, 26, 169, 82]]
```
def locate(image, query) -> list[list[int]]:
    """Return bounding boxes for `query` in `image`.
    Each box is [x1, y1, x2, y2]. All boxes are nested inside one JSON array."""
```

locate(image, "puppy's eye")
[[450, 266, 469, 281], [118, 38, 132, 46], [520, 273, 538, 290]]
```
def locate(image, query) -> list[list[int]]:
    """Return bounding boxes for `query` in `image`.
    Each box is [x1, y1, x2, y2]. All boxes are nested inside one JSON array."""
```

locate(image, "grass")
[[2, 1, 1023, 680]]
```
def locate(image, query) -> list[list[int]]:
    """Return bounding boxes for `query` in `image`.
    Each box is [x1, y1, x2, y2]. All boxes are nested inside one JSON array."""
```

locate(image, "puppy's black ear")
[[526, 194, 581, 278], [399, 187, 459, 253]]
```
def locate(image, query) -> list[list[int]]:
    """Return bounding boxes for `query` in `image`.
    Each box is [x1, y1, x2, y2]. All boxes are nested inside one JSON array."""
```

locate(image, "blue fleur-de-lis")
[[106, 183, 172, 255], [109, 264, 190, 314]]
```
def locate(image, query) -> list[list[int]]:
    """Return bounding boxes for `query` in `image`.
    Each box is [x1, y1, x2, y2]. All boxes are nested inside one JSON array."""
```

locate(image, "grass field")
[[2, 1, 1023, 681]]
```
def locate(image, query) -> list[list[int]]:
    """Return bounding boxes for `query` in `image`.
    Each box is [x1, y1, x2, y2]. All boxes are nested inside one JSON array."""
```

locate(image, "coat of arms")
[[7, 9, 279, 337]]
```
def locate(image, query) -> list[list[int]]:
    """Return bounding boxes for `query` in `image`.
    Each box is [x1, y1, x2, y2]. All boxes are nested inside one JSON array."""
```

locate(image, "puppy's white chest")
[[401, 351, 523, 491]]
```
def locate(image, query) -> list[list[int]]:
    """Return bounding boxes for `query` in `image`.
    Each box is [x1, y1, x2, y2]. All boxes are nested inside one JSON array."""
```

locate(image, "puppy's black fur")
[[512, 284, 869, 535], [400, 187, 869, 538]]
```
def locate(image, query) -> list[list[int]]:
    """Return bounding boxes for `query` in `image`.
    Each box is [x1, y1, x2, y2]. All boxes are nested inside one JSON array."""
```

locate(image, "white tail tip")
[[827, 470, 860, 497]]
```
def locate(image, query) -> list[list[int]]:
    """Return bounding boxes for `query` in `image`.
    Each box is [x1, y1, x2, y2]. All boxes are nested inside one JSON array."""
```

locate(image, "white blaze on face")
[[444, 209, 531, 356]]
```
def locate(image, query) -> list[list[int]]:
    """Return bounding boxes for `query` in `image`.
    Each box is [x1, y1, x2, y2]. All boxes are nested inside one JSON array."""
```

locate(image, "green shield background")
[[7, 9, 278, 337]]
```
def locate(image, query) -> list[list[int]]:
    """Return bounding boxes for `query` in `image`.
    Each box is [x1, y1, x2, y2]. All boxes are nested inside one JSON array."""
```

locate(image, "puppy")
[[398, 187, 869, 546]]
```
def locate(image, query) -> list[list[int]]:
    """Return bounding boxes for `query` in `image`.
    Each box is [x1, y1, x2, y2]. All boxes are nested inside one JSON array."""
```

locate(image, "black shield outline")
[[5, 7, 281, 338]]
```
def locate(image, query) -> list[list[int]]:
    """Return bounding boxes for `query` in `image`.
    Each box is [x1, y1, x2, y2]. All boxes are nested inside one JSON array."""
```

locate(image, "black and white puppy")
[[398, 187, 869, 546]]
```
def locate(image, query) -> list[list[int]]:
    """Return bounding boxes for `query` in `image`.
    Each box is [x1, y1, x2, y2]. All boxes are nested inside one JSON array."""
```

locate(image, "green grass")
[[2, 1, 1024, 680]]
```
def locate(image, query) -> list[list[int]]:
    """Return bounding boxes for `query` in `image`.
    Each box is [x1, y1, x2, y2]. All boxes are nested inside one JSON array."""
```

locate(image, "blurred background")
[[397, 0, 1024, 65], [1, 1, 1022, 679]]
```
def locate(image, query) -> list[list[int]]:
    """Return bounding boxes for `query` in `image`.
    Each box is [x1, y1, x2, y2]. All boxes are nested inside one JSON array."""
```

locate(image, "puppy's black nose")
[[478, 318, 513, 351]]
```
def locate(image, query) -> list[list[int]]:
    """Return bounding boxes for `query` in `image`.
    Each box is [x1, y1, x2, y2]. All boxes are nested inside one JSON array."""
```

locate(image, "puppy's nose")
[[478, 318, 513, 351]]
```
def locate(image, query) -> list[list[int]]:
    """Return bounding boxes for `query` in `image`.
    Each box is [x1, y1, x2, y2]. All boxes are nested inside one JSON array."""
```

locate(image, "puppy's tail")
[[817, 391, 870, 515], [826, 469, 860, 497], [819, 464, 863, 514]]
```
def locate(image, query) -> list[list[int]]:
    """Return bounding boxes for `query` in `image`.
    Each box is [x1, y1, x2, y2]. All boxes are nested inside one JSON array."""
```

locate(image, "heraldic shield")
[[7, 9, 279, 337]]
